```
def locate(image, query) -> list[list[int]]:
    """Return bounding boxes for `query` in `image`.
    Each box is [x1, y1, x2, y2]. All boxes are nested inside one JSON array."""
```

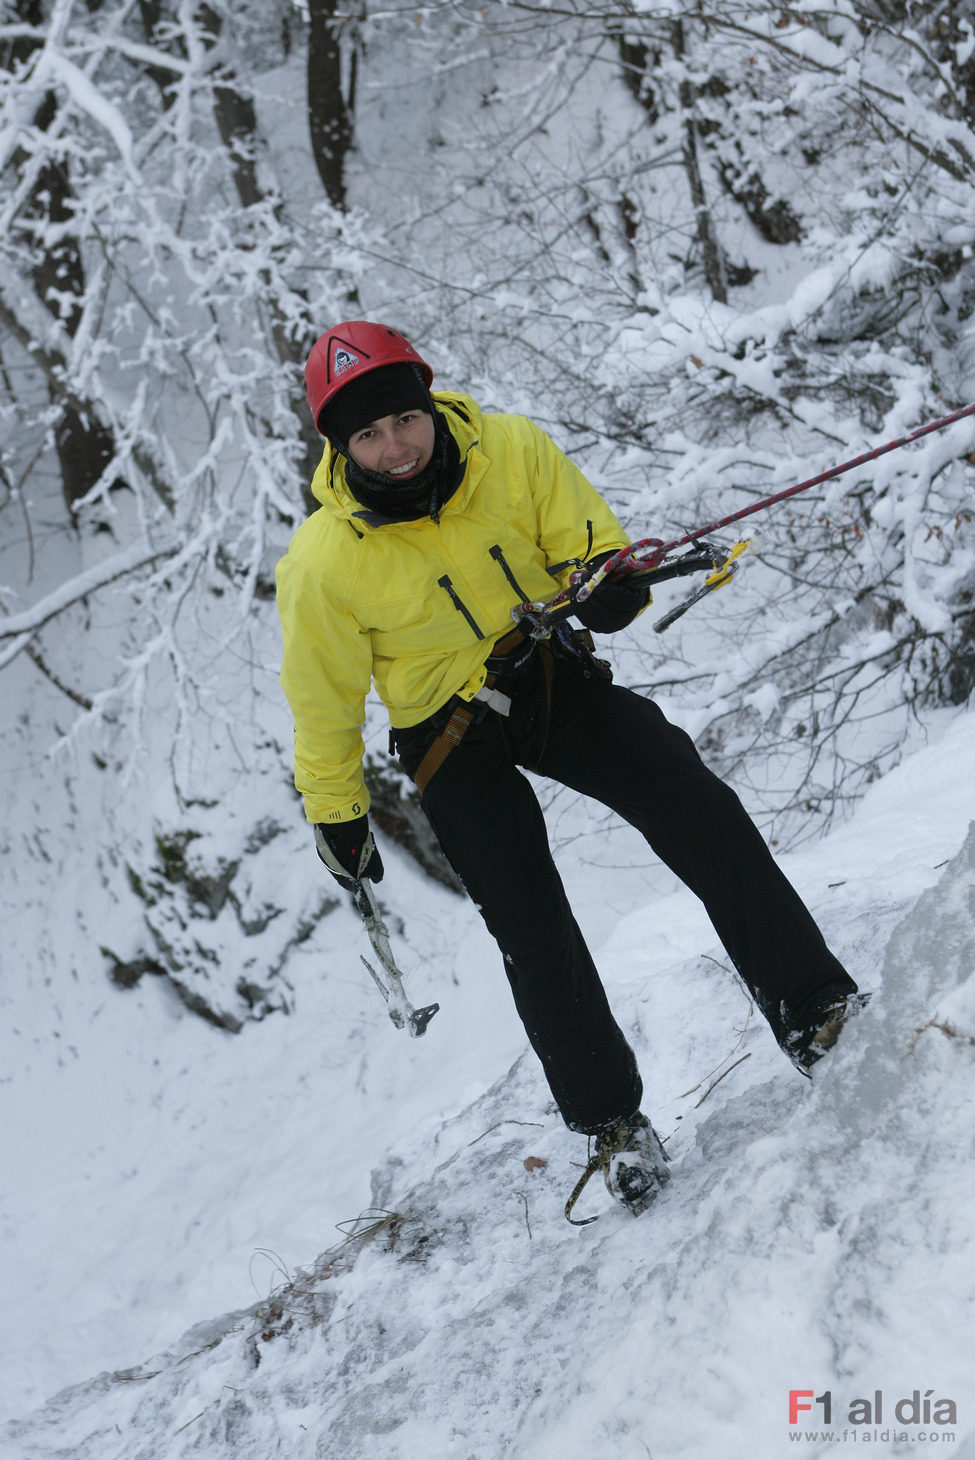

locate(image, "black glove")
[[314, 816, 385, 892], [573, 552, 651, 634]]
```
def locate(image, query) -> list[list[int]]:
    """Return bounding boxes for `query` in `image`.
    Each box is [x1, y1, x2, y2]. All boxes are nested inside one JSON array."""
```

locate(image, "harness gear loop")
[[524, 637, 556, 771]]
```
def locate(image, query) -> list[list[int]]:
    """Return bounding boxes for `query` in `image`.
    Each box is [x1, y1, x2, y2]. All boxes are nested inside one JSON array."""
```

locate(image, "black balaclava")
[[319, 363, 464, 524]]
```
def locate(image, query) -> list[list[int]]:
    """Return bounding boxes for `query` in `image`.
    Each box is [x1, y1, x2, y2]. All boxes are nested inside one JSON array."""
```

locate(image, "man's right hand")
[[573, 551, 651, 634], [314, 816, 385, 892]]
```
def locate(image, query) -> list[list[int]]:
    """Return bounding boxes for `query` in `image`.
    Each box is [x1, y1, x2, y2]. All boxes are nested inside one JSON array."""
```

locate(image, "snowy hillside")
[[3, 708, 975, 1460]]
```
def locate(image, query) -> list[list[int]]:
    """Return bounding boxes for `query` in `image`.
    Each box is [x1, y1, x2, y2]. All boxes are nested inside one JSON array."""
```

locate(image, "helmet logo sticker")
[[333, 347, 360, 376]]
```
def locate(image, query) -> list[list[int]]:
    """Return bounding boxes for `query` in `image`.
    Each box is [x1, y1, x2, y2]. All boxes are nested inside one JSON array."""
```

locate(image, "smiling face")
[[347, 409, 436, 481]]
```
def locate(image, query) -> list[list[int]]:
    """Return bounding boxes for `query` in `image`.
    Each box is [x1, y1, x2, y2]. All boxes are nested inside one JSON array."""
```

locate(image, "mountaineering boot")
[[597, 1111, 671, 1217], [783, 988, 872, 1074], [564, 1110, 671, 1224]]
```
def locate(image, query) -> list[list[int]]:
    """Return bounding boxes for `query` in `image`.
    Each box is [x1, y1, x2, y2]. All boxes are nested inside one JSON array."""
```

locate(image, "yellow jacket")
[[275, 392, 630, 824]]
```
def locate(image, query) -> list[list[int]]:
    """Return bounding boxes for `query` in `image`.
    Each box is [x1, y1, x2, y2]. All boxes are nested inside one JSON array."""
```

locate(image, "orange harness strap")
[[413, 702, 477, 795]]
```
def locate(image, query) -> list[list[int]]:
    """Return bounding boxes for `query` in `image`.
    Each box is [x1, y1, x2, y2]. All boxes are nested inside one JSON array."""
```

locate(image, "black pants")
[[395, 640, 855, 1134]]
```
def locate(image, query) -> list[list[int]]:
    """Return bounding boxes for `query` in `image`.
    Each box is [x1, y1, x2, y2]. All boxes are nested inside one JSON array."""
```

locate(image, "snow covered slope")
[[3, 711, 975, 1459]]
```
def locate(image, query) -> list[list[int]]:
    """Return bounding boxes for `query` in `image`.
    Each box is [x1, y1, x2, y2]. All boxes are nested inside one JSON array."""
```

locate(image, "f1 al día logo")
[[789, 1389, 959, 1444]]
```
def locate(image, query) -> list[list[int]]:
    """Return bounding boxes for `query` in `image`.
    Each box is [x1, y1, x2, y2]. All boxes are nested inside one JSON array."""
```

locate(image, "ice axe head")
[[408, 1002, 440, 1037]]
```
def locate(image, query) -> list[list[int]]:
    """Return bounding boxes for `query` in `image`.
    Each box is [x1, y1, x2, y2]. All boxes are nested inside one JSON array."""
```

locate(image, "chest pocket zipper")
[[436, 542, 543, 643], [437, 574, 484, 640], [489, 544, 530, 600]]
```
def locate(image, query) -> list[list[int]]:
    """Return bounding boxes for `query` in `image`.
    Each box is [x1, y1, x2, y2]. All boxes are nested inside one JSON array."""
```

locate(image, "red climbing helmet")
[[304, 321, 434, 434]]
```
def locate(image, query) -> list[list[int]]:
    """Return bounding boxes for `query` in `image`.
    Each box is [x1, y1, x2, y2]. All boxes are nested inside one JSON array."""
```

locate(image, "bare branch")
[[0, 537, 178, 651]]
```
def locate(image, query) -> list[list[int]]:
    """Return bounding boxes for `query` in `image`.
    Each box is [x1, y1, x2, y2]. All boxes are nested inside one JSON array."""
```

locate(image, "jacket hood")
[[309, 391, 484, 528]]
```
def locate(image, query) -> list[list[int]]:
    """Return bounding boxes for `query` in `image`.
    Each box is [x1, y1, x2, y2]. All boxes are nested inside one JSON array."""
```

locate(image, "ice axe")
[[351, 878, 439, 1037]]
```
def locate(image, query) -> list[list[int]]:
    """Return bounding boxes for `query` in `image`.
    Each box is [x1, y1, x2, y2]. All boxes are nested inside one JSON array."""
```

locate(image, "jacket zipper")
[[439, 528, 592, 644], [489, 544, 530, 600], [438, 574, 485, 640], [546, 520, 595, 578]]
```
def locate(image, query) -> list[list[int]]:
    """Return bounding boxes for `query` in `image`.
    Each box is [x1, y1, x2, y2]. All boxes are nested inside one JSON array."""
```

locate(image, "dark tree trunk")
[[198, 3, 265, 208], [195, 3, 326, 510], [4, 2, 122, 512], [670, 18, 727, 305], [307, 0, 354, 210]]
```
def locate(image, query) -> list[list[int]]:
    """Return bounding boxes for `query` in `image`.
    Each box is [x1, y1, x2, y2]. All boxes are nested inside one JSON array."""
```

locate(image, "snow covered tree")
[[0, 0, 370, 1024]]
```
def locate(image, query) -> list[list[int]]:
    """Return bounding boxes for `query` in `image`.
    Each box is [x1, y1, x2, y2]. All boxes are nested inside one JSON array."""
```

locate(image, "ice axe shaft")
[[352, 879, 439, 1037]]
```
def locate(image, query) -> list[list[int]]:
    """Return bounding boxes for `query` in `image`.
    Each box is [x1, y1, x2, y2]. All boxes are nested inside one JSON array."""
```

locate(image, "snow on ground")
[[2, 704, 975, 1458]]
